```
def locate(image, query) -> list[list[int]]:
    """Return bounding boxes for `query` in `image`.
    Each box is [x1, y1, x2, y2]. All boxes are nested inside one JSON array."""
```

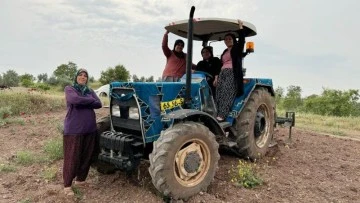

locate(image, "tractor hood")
[[165, 18, 257, 42]]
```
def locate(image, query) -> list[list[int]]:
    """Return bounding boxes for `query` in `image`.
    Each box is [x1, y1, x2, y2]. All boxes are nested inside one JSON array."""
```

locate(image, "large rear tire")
[[149, 122, 219, 200], [233, 87, 275, 160]]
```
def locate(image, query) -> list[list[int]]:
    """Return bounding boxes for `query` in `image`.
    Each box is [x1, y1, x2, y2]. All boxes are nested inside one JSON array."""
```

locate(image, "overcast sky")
[[0, 0, 359, 96]]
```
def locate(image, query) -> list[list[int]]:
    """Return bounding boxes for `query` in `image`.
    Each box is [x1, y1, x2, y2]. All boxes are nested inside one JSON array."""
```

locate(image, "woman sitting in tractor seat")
[[194, 46, 222, 99]]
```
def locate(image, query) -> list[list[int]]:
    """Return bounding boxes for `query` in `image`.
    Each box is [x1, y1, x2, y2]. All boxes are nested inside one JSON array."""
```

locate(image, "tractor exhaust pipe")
[[184, 6, 195, 109]]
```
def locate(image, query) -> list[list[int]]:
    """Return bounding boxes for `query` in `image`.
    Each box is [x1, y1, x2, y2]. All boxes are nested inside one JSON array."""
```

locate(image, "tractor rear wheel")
[[233, 87, 275, 160], [149, 122, 219, 200]]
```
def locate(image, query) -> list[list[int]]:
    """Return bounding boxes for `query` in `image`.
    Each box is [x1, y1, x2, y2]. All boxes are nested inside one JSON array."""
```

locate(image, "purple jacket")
[[63, 86, 102, 135]]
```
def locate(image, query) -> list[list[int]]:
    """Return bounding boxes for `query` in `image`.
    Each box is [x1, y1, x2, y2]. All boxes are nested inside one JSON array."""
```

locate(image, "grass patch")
[[43, 137, 63, 161], [56, 122, 64, 134], [294, 112, 360, 138], [0, 163, 17, 173], [229, 160, 263, 188], [18, 198, 32, 203], [0, 91, 65, 116], [15, 151, 37, 166], [73, 186, 84, 200], [0, 117, 25, 126], [0, 106, 26, 126], [41, 166, 58, 182]]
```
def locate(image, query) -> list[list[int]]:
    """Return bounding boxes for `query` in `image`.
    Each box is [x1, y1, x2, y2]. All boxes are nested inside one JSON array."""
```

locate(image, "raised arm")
[[162, 30, 172, 57], [65, 86, 96, 105], [235, 20, 246, 53]]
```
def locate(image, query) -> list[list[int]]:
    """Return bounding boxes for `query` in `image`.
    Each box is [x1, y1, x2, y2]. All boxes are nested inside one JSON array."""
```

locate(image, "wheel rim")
[[174, 139, 211, 187], [254, 104, 270, 148]]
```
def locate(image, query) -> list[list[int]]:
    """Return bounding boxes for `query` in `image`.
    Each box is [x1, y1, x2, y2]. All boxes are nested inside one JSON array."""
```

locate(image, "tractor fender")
[[242, 83, 275, 109], [228, 81, 275, 125], [164, 109, 225, 137], [256, 84, 275, 96]]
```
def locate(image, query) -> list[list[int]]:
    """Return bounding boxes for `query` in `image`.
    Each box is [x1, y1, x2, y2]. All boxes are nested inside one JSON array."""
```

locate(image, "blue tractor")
[[95, 7, 295, 200]]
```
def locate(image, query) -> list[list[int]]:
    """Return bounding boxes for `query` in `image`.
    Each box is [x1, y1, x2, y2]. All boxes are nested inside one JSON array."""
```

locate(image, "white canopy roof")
[[165, 18, 257, 42]]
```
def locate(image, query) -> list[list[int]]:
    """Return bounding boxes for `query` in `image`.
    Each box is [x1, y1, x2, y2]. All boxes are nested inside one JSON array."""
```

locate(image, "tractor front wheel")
[[149, 122, 219, 200]]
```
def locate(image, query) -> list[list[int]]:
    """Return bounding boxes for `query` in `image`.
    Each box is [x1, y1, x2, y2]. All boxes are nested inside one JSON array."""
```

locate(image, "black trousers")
[[63, 133, 96, 187]]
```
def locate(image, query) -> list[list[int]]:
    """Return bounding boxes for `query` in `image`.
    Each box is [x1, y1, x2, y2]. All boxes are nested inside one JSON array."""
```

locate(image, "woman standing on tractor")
[[162, 29, 196, 82], [215, 20, 245, 121]]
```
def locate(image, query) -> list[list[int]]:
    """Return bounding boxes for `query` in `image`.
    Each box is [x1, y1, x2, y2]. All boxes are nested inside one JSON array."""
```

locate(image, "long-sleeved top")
[[63, 86, 102, 135], [220, 29, 246, 96], [161, 34, 187, 79], [195, 57, 222, 95]]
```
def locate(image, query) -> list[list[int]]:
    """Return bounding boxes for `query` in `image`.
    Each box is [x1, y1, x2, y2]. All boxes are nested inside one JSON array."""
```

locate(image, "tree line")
[[276, 86, 360, 117], [0, 61, 156, 89], [1, 62, 359, 117]]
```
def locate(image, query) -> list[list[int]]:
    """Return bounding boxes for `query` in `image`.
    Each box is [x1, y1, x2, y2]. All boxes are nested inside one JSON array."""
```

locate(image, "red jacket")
[[161, 34, 187, 78]]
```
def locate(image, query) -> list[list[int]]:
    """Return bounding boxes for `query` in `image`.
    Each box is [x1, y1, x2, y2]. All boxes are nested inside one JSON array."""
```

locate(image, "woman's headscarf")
[[173, 39, 185, 58], [72, 68, 91, 96]]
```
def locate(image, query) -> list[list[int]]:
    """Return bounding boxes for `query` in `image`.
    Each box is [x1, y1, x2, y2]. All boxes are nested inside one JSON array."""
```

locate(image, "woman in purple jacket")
[[63, 68, 102, 196]]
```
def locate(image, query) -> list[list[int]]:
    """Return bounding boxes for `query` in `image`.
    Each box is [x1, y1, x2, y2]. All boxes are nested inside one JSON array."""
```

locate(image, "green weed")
[[18, 198, 32, 203], [0, 163, 16, 173], [56, 122, 64, 134], [229, 160, 263, 188], [41, 166, 58, 182], [73, 186, 84, 200], [0, 91, 65, 116], [294, 112, 360, 138], [43, 137, 63, 161], [15, 151, 36, 166]]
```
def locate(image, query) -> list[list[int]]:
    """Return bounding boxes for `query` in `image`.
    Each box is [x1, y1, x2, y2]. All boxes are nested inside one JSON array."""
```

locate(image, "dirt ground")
[[0, 108, 359, 203]]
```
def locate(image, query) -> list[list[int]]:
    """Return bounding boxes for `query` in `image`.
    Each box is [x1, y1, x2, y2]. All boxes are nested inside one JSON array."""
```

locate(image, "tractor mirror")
[[246, 42, 254, 53]]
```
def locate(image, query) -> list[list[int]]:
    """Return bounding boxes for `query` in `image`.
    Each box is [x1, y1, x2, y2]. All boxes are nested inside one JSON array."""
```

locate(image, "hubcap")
[[174, 140, 210, 187], [254, 104, 270, 148], [254, 112, 265, 137]]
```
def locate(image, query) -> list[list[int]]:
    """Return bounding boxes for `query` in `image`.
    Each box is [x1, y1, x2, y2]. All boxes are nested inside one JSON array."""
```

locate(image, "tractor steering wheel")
[[193, 71, 213, 80]]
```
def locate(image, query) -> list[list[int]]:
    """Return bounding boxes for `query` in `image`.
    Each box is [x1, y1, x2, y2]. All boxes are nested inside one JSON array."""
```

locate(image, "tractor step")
[[219, 121, 231, 129]]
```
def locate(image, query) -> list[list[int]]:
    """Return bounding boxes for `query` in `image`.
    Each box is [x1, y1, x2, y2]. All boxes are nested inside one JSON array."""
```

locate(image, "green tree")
[[2, 69, 20, 87], [89, 76, 95, 83], [53, 62, 77, 81], [57, 76, 72, 90], [132, 74, 140, 82], [0, 74, 3, 85], [20, 73, 36, 82], [283, 85, 302, 111], [132, 74, 154, 82], [47, 75, 58, 85], [21, 79, 34, 87], [353, 102, 360, 116], [99, 64, 130, 84], [274, 86, 284, 110], [145, 76, 154, 82], [303, 89, 359, 116], [37, 73, 48, 83]]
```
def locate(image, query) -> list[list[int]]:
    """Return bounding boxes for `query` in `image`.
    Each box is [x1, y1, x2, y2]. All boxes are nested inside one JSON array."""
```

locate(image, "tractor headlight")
[[129, 107, 139, 119], [111, 105, 120, 117]]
